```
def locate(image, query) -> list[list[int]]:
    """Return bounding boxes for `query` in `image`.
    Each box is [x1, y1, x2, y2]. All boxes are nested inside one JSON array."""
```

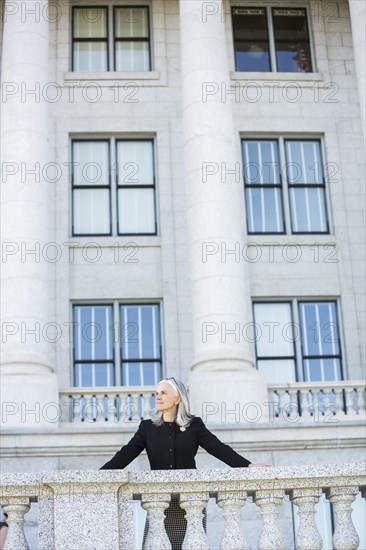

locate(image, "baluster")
[[114, 394, 121, 422], [298, 389, 309, 418], [276, 390, 283, 418], [288, 389, 299, 419], [333, 388, 345, 416], [142, 393, 150, 419], [326, 487, 360, 550], [180, 494, 209, 550], [290, 488, 322, 550], [217, 492, 248, 550], [344, 388, 356, 415], [141, 495, 171, 550], [254, 489, 285, 550], [2, 498, 30, 550]]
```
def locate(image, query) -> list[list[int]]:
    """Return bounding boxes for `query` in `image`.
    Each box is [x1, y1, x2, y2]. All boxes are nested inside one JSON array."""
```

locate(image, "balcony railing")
[[0, 464, 365, 549], [59, 381, 366, 424]]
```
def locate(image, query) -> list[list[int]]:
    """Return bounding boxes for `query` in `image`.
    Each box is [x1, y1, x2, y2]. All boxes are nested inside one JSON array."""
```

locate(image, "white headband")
[[159, 379, 179, 395]]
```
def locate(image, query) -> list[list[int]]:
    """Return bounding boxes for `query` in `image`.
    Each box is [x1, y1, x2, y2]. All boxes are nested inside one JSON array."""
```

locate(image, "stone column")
[[348, 0, 366, 143], [179, 0, 268, 421], [0, 0, 59, 427]]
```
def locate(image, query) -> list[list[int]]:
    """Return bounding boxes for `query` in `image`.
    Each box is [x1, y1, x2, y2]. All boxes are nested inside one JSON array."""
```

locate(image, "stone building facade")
[[0, 0, 365, 548]]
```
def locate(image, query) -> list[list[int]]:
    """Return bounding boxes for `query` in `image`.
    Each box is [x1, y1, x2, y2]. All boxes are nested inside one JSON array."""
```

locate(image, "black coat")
[[100, 417, 251, 470]]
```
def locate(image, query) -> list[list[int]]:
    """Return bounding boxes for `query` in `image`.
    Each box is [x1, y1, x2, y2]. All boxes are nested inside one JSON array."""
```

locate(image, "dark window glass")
[[273, 8, 312, 72], [232, 8, 271, 71]]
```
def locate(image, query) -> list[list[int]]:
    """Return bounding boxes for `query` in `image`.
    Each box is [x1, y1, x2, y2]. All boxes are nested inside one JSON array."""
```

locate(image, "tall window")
[[71, 138, 157, 236], [232, 7, 313, 72], [114, 7, 151, 71], [253, 300, 343, 383], [242, 138, 329, 234], [72, 6, 151, 71], [73, 303, 162, 387]]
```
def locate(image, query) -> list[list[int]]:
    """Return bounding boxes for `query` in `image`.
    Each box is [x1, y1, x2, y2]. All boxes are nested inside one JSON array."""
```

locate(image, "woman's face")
[[155, 382, 181, 413]]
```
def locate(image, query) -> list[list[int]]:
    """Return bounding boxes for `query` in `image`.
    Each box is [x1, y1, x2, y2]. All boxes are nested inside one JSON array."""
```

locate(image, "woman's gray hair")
[[151, 378, 195, 427]]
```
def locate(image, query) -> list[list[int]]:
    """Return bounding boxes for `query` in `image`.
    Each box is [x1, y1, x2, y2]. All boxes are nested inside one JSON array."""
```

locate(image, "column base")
[[0, 364, 59, 429], [188, 362, 269, 424]]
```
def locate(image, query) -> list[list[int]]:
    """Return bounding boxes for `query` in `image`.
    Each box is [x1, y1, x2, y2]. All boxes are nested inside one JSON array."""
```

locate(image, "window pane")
[[285, 141, 323, 185], [74, 306, 113, 361], [234, 42, 270, 72], [122, 361, 161, 386], [254, 303, 294, 357], [232, 8, 270, 71], [273, 8, 309, 41], [115, 7, 149, 38], [73, 42, 108, 71], [258, 359, 296, 384], [117, 141, 154, 185], [232, 8, 269, 39], [115, 41, 150, 71], [275, 42, 312, 73], [289, 188, 327, 232], [243, 140, 281, 184], [73, 142, 110, 186], [75, 363, 114, 387], [303, 358, 342, 382], [299, 302, 340, 357], [118, 188, 155, 234], [74, 8, 107, 38], [121, 305, 160, 360], [73, 189, 110, 235], [273, 9, 312, 72], [246, 188, 284, 232]]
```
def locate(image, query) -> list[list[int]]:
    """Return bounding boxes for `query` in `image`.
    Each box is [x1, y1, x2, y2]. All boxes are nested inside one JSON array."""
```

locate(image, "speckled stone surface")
[[0, 464, 365, 549]]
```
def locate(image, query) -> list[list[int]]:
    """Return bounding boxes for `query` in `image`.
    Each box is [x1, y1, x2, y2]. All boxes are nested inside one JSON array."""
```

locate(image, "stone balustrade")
[[59, 386, 156, 423], [0, 464, 365, 549], [268, 381, 366, 421], [59, 381, 366, 424]]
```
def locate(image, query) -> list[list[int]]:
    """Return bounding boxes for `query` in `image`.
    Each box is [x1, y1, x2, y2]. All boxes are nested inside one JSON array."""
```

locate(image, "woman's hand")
[[248, 463, 272, 467]]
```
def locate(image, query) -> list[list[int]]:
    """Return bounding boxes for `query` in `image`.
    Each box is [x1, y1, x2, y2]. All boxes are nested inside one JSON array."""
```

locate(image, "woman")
[[101, 377, 268, 548]]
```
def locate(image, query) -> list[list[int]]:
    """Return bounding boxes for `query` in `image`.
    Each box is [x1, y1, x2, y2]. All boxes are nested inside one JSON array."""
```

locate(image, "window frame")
[[119, 302, 162, 386], [71, 4, 152, 73], [113, 5, 152, 72], [241, 136, 331, 236], [72, 5, 110, 72], [72, 301, 163, 387], [284, 138, 329, 235], [71, 138, 113, 237], [252, 298, 344, 383], [72, 303, 116, 387], [71, 136, 158, 237], [242, 138, 286, 235], [115, 138, 158, 236], [231, 5, 314, 73]]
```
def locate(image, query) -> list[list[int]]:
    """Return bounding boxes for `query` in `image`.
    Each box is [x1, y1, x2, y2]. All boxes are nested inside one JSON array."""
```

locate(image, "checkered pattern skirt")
[[142, 495, 207, 550]]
